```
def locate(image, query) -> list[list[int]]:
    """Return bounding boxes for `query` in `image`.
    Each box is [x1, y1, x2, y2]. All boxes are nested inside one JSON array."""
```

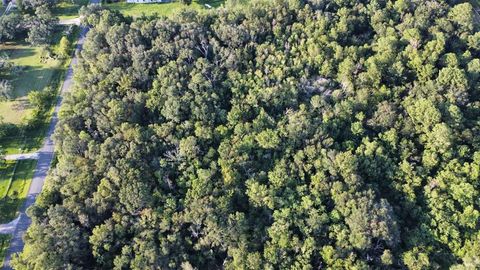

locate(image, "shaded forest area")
[[13, 0, 480, 269]]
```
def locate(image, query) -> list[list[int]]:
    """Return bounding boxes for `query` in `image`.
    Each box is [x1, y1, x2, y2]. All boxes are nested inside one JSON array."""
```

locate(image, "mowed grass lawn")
[[106, 0, 225, 17], [53, 0, 89, 20], [0, 137, 24, 155], [0, 159, 37, 223], [0, 235, 11, 267], [0, 127, 48, 154], [0, 42, 62, 124], [0, 161, 16, 199], [0, 26, 77, 155]]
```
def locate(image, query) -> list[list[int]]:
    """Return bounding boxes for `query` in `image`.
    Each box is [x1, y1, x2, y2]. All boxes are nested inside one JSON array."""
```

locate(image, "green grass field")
[[106, 0, 225, 17], [0, 161, 16, 199], [0, 41, 62, 152], [0, 130, 48, 155], [0, 160, 15, 200], [106, 1, 202, 17], [0, 42, 62, 124], [53, 0, 90, 20], [0, 159, 37, 223], [0, 137, 24, 155], [0, 235, 11, 267], [0, 26, 78, 155]]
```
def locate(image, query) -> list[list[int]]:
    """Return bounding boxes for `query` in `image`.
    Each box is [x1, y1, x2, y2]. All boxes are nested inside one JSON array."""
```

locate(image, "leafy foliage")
[[13, 0, 480, 269], [57, 36, 71, 58], [24, 5, 58, 45], [1, 0, 59, 45], [0, 13, 22, 42]]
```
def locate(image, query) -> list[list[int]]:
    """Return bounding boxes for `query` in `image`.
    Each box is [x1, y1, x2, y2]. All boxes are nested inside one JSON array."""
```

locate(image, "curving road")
[[0, 217, 19, 235], [1, 3, 98, 267]]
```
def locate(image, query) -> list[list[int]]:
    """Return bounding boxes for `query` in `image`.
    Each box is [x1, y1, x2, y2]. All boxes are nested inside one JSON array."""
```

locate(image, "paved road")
[[59, 17, 81, 25], [4, 153, 39, 161], [0, 217, 19, 235], [0, 21, 92, 270], [2, 1, 14, 16]]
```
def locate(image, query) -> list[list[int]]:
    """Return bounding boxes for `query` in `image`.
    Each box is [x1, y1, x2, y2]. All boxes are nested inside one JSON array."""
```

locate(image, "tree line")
[[12, 0, 480, 269]]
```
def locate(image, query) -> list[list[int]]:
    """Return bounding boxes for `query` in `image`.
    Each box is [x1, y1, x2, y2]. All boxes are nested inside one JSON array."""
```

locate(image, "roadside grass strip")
[[0, 159, 37, 223], [0, 161, 16, 199]]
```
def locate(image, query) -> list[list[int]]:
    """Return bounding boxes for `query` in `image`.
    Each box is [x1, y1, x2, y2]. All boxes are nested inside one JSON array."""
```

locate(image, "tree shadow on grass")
[[1, 45, 36, 61], [0, 160, 36, 223], [52, 2, 84, 18], [10, 66, 62, 98], [0, 162, 16, 199], [11, 98, 31, 111], [23, 132, 46, 153]]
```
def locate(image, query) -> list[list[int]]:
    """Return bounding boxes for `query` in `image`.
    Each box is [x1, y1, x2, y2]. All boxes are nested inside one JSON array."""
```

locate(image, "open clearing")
[[106, 0, 225, 17], [53, 0, 90, 20], [0, 42, 62, 124], [0, 110, 52, 155], [0, 26, 78, 155]]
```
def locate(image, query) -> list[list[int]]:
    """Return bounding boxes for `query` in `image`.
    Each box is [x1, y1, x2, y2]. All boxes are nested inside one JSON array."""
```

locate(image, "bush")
[[57, 36, 71, 59], [28, 87, 56, 112], [0, 122, 19, 139], [23, 109, 46, 131], [40, 46, 55, 62]]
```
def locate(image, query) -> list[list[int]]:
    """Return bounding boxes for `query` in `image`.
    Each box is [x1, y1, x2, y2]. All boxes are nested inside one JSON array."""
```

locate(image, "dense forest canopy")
[[13, 0, 480, 269]]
